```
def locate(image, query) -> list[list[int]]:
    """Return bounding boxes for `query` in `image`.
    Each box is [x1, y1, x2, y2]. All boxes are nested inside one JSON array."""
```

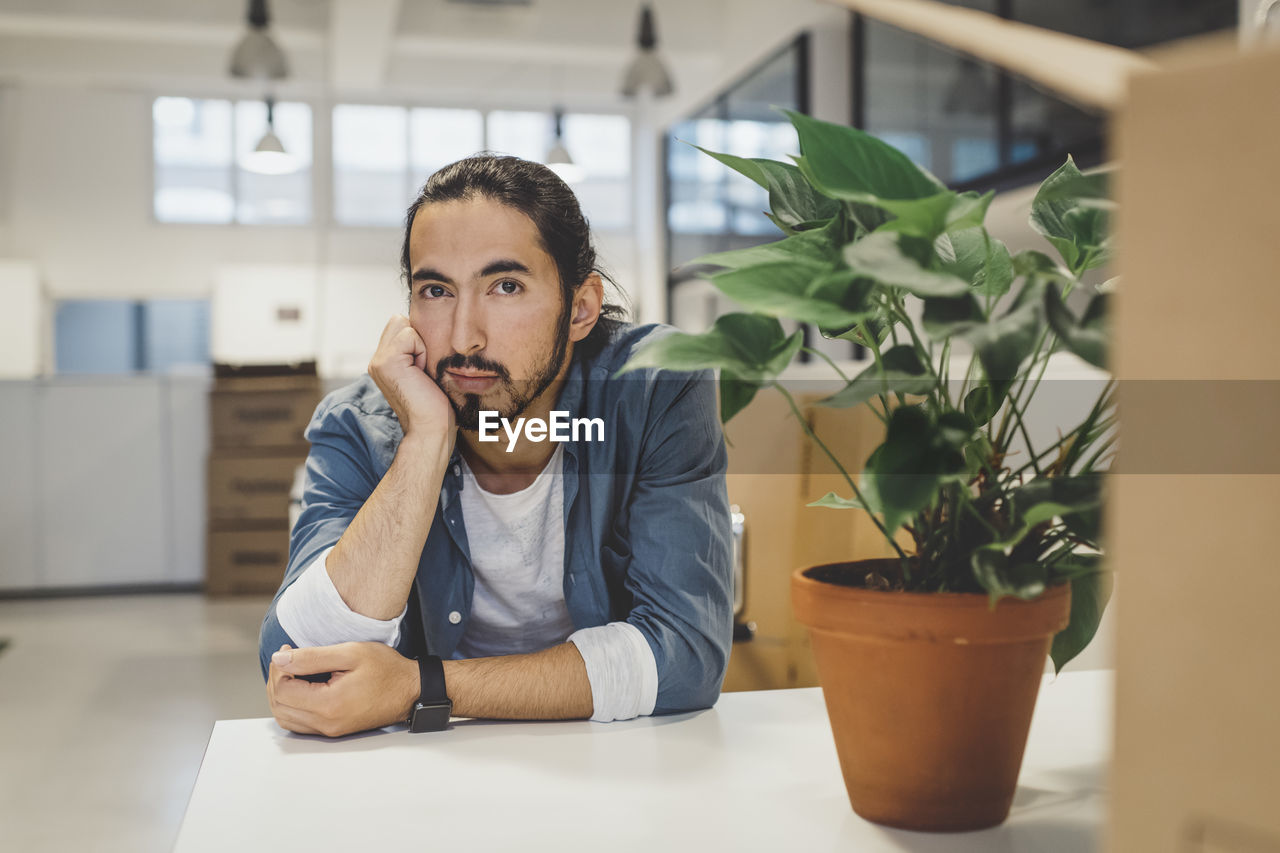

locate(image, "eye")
[[419, 284, 449, 299], [494, 279, 523, 295]]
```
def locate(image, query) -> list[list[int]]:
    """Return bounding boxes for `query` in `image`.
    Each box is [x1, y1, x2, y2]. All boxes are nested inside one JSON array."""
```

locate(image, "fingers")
[[271, 642, 360, 676], [373, 317, 427, 365]]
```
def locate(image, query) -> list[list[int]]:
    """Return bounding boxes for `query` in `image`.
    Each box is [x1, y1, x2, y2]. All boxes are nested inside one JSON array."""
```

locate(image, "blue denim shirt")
[[258, 322, 733, 715]]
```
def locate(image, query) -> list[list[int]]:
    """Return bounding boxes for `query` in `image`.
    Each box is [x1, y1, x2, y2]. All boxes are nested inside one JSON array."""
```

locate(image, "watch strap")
[[407, 654, 451, 733]]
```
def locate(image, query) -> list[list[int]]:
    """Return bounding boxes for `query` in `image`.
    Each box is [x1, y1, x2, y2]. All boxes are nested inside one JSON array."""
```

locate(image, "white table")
[[176, 670, 1111, 852]]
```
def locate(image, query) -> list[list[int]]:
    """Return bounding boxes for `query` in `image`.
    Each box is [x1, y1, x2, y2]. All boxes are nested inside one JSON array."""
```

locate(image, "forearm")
[[443, 642, 594, 720], [327, 432, 451, 620]]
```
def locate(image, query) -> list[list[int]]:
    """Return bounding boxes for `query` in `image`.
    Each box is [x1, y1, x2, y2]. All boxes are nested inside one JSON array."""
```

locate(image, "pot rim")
[[796, 559, 1070, 603], [791, 560, 1072, 641]]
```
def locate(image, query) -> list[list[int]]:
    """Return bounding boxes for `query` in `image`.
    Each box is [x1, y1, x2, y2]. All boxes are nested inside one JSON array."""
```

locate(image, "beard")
[[434, 297, 572, 431]]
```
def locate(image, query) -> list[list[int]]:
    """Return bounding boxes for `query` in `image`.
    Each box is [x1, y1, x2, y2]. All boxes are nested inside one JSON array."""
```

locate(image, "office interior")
[[0, 1, 1274, 851]]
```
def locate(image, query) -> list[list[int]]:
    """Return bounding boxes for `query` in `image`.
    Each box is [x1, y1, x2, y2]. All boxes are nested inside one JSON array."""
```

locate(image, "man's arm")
[[322, 431, 450, 619], [324, 315, 456, 619], [267, 640, 593, 736]]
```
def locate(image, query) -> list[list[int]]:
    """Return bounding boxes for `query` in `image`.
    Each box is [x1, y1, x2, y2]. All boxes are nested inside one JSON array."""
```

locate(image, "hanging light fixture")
[[620, 4, 674, 98], [230, 0, 288, 80], [545, 109, 585, 184], [242, 97, 297, 175]]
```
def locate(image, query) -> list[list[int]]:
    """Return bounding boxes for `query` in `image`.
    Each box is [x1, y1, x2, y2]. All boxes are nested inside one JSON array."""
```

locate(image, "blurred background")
[[0, 1, 1257, 850]]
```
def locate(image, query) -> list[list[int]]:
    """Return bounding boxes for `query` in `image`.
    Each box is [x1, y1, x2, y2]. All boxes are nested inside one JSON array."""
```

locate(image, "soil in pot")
[[792, 559, 1071, 832]]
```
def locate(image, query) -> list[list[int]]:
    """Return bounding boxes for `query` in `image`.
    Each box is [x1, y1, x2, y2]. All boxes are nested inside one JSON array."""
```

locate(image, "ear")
[[568, 272, 604, 344]]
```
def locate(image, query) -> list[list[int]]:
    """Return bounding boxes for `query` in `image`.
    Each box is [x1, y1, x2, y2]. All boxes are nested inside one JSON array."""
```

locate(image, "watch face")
[[409, 700, 452, 733]]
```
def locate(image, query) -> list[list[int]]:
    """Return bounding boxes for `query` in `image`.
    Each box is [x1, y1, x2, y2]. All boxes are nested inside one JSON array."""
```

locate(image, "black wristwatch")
[[407, 655, 452, 733]]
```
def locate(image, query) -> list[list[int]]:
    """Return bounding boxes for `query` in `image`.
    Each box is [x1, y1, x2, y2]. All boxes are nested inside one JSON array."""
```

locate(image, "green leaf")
[[946, 227, 1013, 301], [689, 225, 836, 271], [875, 192, 957, 240], [693, 146, 840, 231], [710, 262, 874, 326], [968, 278, 1046, 404], [963, 385, 999, 426], [936, 410, 976, 448], [1051, 570, 1113, 673], [921, 293, 985, 340], [808, 491, 873, 511], [862, 406, 967, 535], [719, 376, 760, 423], [783, 110, 943, 202], [1031, 157, 1113, 275], [1008, 474, 1105, 548], [1012, 249, 1074, 286], [971, 547, 1048, 601], [818, 344, 933, 408], [618, 313, 802, 382], [843, 232, 970, 298], [1045, 286, 1108, 369], [820, 312, 894, 346]]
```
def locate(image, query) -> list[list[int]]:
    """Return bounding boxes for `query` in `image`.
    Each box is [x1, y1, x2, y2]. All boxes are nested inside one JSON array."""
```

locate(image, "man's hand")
[[267, 643, 421, 738], [368, 315, 455, 442]]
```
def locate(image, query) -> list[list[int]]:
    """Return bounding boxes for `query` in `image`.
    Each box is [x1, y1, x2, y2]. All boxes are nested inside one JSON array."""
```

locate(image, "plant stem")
[[1006, 391, 1044, 478], [889, 297, 947, 412], [856, 319, 895, 422], [772, 381, 911, 567]]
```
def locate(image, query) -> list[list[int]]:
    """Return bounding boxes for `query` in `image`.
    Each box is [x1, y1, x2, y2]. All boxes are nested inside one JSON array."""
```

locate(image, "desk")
[[176, 670, 1111, 852]]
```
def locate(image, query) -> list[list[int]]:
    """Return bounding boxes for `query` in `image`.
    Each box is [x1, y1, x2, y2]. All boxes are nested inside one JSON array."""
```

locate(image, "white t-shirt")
[[276, 445, 658, 723]]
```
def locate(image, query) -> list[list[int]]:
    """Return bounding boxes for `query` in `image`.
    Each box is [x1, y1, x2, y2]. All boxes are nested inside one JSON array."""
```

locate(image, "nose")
[[449, 290, 486, 357]]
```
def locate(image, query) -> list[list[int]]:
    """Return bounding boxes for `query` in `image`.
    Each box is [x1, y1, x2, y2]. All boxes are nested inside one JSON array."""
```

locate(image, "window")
[[234, 100, 313, 225], [853, 0, 1235, 189], [153, 96, 312, 225], [559, 113, 631, 231], [333, 105, 630, 230], [665, 39, 805, 267], [409, 108, 486, 194], [332, 105, 409, 227], [55, 299, 209, 374]]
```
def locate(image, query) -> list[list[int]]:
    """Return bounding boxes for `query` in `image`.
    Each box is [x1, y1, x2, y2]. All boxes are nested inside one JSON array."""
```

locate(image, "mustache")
[[435, 352, 512, 382]]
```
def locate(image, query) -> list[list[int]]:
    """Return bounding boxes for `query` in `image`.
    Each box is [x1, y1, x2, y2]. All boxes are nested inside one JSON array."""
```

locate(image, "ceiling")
[[0, 0, 735, 104]]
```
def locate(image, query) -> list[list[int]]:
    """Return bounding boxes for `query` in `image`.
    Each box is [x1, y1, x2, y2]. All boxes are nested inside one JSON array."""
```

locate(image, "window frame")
[[329, 99, 635, 232], [150, 94, 635, 232], [150, 94, 316, 228]]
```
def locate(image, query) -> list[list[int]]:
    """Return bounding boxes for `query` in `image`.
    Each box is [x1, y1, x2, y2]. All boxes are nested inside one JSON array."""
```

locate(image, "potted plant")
[[623, 110, 1114, 832]]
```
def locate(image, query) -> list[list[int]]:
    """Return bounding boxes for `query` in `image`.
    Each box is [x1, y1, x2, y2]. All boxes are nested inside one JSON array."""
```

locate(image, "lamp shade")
[[621, 50, 674, 97], [620, 5, 674, 97], [230, 29, 289, 80]]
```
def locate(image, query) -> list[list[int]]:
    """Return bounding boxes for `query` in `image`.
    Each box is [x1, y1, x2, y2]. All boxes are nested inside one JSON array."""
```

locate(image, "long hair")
[[401, 154, 628, 359]]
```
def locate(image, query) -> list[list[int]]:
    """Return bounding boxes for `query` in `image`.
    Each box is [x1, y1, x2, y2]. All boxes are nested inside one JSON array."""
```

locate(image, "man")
[[259, 154, 733, 737]]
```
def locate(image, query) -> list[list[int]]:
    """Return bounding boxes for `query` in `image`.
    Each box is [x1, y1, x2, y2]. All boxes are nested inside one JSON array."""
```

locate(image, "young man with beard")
[[258, 155, 733, 737]]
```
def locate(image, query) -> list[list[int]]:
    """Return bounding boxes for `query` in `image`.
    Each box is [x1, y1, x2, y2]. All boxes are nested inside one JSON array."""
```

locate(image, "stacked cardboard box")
[[206, 363, 322, 596]]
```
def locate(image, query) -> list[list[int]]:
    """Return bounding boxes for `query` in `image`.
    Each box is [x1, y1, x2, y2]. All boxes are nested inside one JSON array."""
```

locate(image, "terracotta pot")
[[791, 559, 1071, 832]]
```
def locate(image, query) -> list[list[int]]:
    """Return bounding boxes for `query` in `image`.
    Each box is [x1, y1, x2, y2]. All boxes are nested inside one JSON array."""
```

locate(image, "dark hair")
[[401, 153, 628, 360]]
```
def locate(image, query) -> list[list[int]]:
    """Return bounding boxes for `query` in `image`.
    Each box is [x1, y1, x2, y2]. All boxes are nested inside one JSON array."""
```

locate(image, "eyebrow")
[[411, 258, 533, 283]]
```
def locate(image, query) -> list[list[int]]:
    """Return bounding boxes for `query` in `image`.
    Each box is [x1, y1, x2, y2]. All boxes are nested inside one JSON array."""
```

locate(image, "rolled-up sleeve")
[[258, 399, 384, 679], [620, 369, 734, 715]]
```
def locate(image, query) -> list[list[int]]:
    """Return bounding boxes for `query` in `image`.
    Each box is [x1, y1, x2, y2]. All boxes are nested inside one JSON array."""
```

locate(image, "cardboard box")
[[209, 374, 321, 451], [1107, 44, 1280, 853], [206, 527, 290, 597], [207, 452, 306, 525]]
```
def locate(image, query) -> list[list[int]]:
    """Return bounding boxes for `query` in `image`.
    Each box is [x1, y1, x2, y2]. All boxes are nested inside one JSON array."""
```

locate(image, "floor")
[[0, 594, 273, 853]]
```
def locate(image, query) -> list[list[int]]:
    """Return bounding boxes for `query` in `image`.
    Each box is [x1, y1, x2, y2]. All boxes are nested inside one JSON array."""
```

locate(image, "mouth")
[[445, 370, 500, 393]]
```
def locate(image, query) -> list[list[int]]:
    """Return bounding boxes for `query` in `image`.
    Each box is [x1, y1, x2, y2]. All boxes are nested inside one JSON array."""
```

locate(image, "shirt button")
[[448, 611, 462, 624]]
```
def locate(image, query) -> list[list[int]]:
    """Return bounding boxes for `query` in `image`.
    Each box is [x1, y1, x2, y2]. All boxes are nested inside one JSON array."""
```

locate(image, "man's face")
[[406, 196, 571, 430]]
